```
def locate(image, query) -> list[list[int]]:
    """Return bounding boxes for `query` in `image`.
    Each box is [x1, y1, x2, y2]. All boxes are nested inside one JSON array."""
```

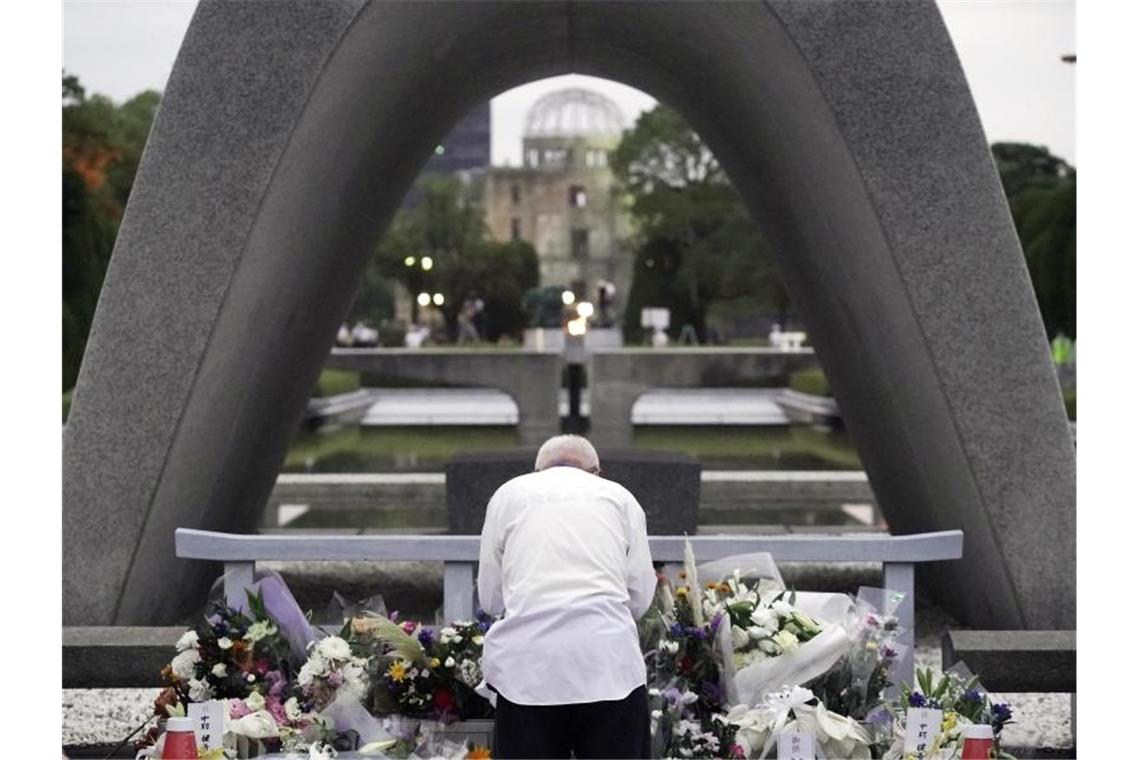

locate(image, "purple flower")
[[700, 680, 722, 703], [669, 623, 685, 638], [908, 692, 927, 708], [709, 612, 724, 633], [963, 688, 983, 703], [881, 646, 898, 660], [692, 627, 707, 640], [418, 628, 435, 648], [991, 703, 1012, 722]]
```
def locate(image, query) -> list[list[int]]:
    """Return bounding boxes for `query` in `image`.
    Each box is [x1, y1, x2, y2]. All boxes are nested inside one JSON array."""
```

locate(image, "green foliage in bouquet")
[[352, 614, 495, 722], [141, 591, 320, 754], [885, 667, 1016, 760], [804, 609, 901, 721]]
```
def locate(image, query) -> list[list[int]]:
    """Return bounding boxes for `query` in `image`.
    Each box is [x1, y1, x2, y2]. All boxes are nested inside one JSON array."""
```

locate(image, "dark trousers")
[[492, 685, 650, 759]]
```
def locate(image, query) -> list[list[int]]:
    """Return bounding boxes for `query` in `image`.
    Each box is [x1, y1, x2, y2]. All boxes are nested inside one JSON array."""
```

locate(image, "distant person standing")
[[476, 435, 657, 759], [458, 299, 481, 344]]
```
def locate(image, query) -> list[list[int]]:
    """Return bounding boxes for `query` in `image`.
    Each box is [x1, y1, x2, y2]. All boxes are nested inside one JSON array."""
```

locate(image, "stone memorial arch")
[[63, 0, 1075, 630]]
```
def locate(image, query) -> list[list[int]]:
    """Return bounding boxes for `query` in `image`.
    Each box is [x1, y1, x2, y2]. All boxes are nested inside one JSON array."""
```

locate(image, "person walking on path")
[[476, 435, 658, 759]]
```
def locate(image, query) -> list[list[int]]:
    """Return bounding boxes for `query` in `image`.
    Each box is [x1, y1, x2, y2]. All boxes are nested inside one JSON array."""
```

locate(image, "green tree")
[[360, 176, 539, 340], [611, 106, 790, 342], [62, 73, 161, 391], [991, 142, 1076, 338]]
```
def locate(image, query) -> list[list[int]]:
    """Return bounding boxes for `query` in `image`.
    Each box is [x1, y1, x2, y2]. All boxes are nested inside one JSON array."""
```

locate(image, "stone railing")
[[175, 528, 963, 687]]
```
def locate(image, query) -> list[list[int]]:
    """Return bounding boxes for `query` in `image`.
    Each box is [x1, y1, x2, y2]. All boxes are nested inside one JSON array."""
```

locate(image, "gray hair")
[[534, 434, 600, 473]]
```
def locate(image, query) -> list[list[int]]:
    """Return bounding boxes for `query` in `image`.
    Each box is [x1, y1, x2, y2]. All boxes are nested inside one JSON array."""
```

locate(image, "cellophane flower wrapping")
[[646, 543, 918, 758], [141, 573, 392, 758], [879, 663, 1016, 760], [801, 586, 910, 722], [354, 611, 496, 724]]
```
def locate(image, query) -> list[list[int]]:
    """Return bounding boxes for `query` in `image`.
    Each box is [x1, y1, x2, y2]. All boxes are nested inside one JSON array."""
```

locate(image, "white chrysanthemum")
[[175, 630, 199, 652], [316, 636, 352, 661], [211, 663, 227, 678], [459, 658, 481, 688], [750, 606, 779, 633], [217, 636, 234, 650], [188, 677, 215, 702], [245, 691, 266, 712], [444, 656, 456, 668], [284, 696, 303, 722], [773, 629, 800, 652], [341, 664, 370, 701], [245, 620, 278, 644], [171, 648, 201, 681], [298, 654, 329, 687], [472, 635, 484, 646]]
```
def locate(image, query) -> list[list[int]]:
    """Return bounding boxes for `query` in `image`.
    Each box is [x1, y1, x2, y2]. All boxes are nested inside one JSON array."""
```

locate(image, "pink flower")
[[327, 670, 344, 688], [265, 695, 288, 725], [401, 621, 418, 635], [265, 670, 286, 698], [729, 745, 746, 759], [229, 698, 251, 719]]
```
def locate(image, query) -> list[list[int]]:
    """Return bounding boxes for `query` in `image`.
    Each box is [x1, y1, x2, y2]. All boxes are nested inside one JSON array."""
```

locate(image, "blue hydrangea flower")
[[908, 692, 927, 708], [963, 688, 983, 703], [992, 703, 1012, 722]]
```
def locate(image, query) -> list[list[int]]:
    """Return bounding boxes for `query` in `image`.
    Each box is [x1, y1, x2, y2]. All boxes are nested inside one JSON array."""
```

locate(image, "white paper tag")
[[188, 699, 226, 750], [777, 730, 816, 760], [904, 707, 943, 758]]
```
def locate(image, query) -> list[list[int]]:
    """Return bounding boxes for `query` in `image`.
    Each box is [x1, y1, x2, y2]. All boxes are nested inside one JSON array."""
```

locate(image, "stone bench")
[[63, 626, 186, 688], [942, 629, 1076, 751], [940, 630, 1076, 693]]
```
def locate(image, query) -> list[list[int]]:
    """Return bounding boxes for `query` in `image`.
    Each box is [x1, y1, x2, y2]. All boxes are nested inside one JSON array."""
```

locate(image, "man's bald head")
[[534, 435, 601, 474]]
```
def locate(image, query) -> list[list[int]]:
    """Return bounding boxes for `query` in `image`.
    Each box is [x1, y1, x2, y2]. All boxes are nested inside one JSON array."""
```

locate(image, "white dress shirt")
[[476, 466, 658, 706]]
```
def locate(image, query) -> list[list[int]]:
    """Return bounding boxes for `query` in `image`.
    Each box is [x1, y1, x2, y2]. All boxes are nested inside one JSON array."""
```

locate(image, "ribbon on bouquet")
[[756, 685, 816, 760]]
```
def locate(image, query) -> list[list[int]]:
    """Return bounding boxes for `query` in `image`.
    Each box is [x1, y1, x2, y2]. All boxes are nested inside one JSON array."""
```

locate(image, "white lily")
[[227, 709, 280, 740]]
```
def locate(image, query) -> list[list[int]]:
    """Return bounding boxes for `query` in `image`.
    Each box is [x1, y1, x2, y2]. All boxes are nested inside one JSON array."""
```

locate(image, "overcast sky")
[[62, 0, 1076, 167]]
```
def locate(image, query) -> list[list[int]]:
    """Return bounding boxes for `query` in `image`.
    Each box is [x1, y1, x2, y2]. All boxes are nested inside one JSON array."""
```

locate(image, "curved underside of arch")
[[63, 0, 1074, 628]]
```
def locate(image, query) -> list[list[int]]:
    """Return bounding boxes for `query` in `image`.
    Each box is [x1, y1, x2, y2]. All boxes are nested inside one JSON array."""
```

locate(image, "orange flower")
[[467, 746, 492, 760]]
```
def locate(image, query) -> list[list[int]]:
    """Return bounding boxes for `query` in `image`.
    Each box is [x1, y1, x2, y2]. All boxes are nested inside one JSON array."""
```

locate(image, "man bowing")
[[477, 434, 658, 759]]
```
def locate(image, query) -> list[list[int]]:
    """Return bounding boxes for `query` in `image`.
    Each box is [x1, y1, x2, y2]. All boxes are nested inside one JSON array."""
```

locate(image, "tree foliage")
[[611, 106, 790, 342], [356, 175, 539, 341], [991, 142, 1076, 338], [62, 73, 161, 391]]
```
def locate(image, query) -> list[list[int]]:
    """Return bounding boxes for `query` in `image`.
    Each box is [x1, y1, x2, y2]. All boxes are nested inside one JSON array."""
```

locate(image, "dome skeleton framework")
[[524, 88, 627, 138]]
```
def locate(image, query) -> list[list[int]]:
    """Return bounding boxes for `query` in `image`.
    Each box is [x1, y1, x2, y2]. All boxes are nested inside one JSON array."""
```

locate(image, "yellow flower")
[[676, 586, 689, 598], [430, 657, 441, 668], [388, 659, 409, 682], [941, 711, 958, 731]]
